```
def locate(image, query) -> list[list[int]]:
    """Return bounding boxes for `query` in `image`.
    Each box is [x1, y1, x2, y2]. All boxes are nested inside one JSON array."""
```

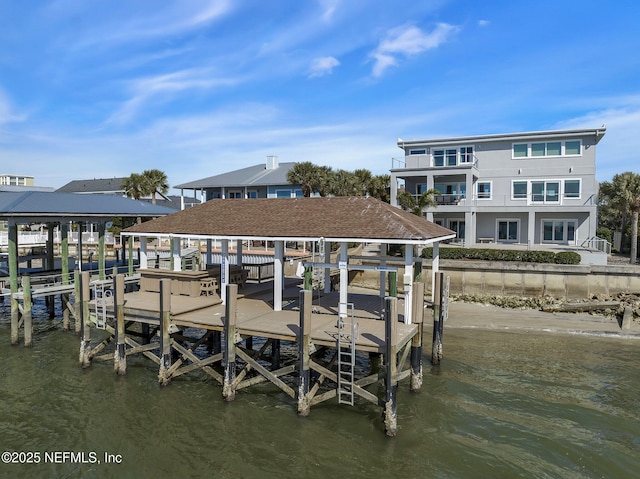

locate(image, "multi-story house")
[[175, 156, 302, 201], [390, 127, 606, 247], [0, 174, 35, 187]]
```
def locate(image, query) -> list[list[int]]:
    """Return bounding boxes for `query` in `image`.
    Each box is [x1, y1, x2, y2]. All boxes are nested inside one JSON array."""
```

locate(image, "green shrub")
[[420, 246, 580, 264], [596, 227, 612, 244], [554, 251, 581, 264]]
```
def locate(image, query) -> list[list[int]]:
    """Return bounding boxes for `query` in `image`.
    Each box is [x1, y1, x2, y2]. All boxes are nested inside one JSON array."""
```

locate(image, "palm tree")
[[287, 162, 318, 197], [600, 172, 640, 263], [397, 188, 439, 216], [367, 174, 390, 202], [142, 169, 169, 205], [122, 173, 147, 200]]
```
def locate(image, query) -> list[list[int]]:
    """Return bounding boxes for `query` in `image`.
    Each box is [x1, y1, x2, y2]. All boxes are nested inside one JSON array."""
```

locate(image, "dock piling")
[[79, 271, 91, 368], [432, 272, 444, 365], [297, 289, 312, 416], [114, 274, 126, 375], [23, 276, 33, 347], [384, 296, 398, 437], [223, 284, 238, 401], [410, 281, 424, 391], [158, 278, 172, 385]]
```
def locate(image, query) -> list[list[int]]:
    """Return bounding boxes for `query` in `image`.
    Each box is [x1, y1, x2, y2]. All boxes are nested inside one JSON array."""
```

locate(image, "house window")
[[228, 190, 242, 199], [512, 181, 528, 199], [513, 144, 528, 157], [448, 220, 465, 240], [477, 181, 492, 199], [247, 190, 258, 199], [276, 189, 292, 198], [564, 180, 580, 198], [513, 140, 582, 158], [498, 220, 519, 242], [433, 150, 444, 167], [531, 181, 560, 203], [446, 149, 457, 166], [409, 149, 426, 155], [565, 141, 581, 155], [460, 146, 474, 163], [542, 220, 577, 244]]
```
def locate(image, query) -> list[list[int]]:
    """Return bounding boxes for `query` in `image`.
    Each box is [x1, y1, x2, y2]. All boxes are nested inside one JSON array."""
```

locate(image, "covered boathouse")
[[115, 196, 455, 436], [0, 190, 175, 345]]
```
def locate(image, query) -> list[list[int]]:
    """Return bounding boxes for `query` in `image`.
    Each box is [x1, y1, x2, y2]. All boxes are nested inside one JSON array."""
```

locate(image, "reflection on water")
[[0, 299, 639, 478]]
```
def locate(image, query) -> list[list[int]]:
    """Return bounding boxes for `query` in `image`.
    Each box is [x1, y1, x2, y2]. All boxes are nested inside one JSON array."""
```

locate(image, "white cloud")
[[478, 19, 490, 27], [318, 0, 340, 22], [308, 56, 340, 77], [0, 88, 26, 125], [105, 68, 238, 125], [370, 23, 459, 77]]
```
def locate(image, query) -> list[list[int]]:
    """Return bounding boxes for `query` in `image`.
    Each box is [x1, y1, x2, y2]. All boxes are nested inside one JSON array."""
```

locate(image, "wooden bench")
[[478, 237, 494, 244], [206, 265, 250, 288]]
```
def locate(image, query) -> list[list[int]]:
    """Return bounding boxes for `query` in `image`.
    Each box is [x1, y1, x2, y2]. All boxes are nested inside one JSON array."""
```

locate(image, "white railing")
[[0, 231, 117, 247], [581, 236, 612, 254]]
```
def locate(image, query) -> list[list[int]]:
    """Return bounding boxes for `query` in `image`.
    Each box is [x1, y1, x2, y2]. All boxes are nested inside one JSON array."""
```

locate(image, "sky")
[[1, 0, 639, 193]]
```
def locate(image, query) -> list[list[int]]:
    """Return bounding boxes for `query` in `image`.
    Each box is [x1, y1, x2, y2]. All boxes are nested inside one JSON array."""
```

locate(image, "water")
[[0, 299, 639, 479]]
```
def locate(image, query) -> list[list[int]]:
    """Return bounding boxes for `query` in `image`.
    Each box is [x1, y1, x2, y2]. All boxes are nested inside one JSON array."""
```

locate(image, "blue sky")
[[1, 0, 639, 192]]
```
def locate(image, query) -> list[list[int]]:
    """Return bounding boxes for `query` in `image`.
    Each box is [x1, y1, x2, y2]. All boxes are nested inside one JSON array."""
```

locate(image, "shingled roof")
[[124, 196, 455, 245]]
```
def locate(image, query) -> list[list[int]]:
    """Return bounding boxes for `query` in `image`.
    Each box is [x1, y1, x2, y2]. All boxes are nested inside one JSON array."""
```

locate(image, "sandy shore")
[[444, 301, 640, 338]]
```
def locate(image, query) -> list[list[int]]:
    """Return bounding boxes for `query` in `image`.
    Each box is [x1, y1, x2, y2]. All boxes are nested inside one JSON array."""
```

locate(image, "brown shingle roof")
[[124, 196, 455, 244]]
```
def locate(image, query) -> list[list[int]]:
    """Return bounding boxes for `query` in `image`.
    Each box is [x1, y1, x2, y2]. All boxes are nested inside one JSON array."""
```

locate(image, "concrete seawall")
[[348, 259, 640, 300]]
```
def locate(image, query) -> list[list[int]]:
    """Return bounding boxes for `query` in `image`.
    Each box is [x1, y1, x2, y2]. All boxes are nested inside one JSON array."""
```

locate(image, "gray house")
[[175, 156, 302, 202], [390, 127, 606, 247]]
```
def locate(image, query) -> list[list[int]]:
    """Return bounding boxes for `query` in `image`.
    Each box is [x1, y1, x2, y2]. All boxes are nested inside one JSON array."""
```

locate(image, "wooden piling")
[[223, 283, 238, 401], [410, 281, 424, 391], [74, 270, 81, 335], [158, 278, 172, 385], [297, 289, 312, 416], [432, 272, 443, 365], [113, 274, 127, 375], [79, 271, 92, 368], [23, 276, 33, 347], [271, 339, 281, 369], [384, 296, 398, 437], [9, 222, 19, 345]]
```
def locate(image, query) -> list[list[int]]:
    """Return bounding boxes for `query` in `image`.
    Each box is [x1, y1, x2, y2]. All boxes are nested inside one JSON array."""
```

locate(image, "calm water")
[[0, 299, 639, 479]]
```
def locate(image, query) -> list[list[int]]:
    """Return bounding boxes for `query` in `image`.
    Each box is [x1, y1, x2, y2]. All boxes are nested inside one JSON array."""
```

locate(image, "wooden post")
[[46, 224, 55, 318], [223, 283, 238, 401], [74, 269, 81, 334], [384, 296, 398, 437], [158, 278, 172, 385], [62, 292, 70, 331], [23, 276, 33, 347], [113, 274, 126, 375], [98, 222, 106, 281], [410, 281, 424, 392], [297, 289, 312, 416], [303, 265, 313, 291], [271, 339, 281, 370], [127, 236, 134, 277], [9, 221, 19, 345], [432, 272, 443, 365], [388, 271, 397, 297], [79, 271, 92, 368], [61, 223, 70, 285]]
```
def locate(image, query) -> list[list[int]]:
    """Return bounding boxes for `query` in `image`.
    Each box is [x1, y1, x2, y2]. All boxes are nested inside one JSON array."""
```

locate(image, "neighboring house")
[[0, 174, 34, 187], [175, 156, 302, 201], [390, 127, 606, 247], [56, 178, 197, 210]]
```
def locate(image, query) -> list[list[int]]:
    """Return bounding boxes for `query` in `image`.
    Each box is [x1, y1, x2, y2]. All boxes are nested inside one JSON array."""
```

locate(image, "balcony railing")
[[396, 192, 598, 208]]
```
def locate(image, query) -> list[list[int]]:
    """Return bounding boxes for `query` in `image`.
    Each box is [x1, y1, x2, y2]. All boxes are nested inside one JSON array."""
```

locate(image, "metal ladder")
[[92, 281, 112, 330], [337, 302, 358, 406]]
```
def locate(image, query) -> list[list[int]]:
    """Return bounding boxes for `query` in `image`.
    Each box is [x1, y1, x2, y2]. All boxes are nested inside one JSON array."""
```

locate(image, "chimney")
[[266, 155, 279, 170]]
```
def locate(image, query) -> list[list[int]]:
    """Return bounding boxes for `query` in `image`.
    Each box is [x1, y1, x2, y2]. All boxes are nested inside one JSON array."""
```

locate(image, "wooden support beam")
[[78, 271, 92, 368], [74, 270, 81, 334], [236, 364, 296, 391], [298, 289, 312, 416], [236, 349, 295, 399], [158, 278, 172, 385], [22, 276, 33, 347], [410, 281, 424, 392], [432, 272, 443, 365], [223, 283, 238, 401], [384, 296, 398, 437], [9, 222, 19, 345], [114, 274, 126, 375]]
